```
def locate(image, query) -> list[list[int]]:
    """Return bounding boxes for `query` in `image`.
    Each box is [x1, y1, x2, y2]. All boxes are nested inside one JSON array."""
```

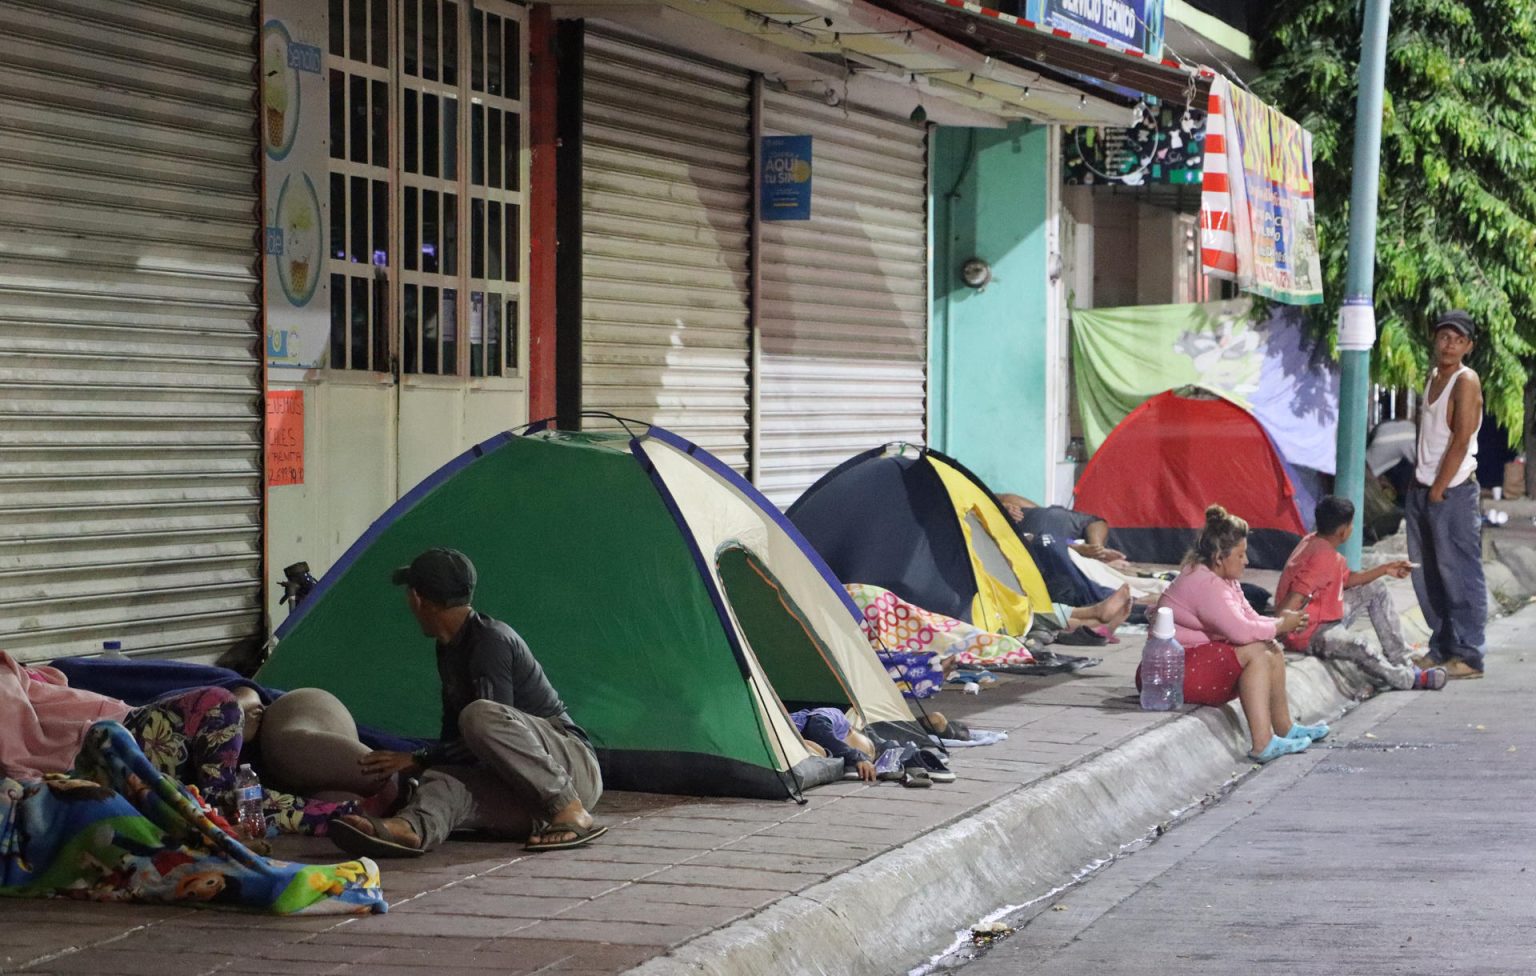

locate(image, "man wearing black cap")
[[1404, 311, 1486, 680], [328, 547, 606, 856]]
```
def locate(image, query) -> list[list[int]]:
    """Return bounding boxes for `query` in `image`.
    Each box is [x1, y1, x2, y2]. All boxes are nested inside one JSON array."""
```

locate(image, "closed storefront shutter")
[[757, 91, 929, 508], [579, 30, 753, 471], [0, 0, 264, 662]]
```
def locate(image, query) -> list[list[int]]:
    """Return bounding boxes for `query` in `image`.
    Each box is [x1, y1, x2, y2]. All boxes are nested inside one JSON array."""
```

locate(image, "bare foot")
[[335, 813, 422, 850], [1102, 585, 1133, 631], [1079, 585, 1132, 629]]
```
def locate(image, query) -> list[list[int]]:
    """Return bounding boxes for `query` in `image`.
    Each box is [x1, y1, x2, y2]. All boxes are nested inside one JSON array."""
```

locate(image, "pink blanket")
[[0, 650, 132, 779]]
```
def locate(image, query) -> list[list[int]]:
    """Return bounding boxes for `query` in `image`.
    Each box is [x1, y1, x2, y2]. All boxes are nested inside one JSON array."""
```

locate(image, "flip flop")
[[329, 814, 426, 859], [914, 747, 957, 783], [525, 821, 609, 853]]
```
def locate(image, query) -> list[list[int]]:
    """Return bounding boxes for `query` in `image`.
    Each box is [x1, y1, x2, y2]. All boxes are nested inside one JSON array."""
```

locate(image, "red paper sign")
[[265, 390, 305, 487]]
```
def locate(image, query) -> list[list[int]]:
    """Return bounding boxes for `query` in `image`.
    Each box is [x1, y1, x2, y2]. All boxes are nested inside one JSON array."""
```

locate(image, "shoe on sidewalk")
[[1249, 735, 1309, 764], [1284, 721, 1329, 742], [1412, 667, 1448, 690], [913, 747, 956, 783], [1441, 659, 1484, 680], [1411, 653, 1440, 670]]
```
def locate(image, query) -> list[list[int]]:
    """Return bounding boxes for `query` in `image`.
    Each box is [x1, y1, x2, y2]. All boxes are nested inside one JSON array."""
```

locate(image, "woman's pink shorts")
[[1135, 641, 1245, 707]]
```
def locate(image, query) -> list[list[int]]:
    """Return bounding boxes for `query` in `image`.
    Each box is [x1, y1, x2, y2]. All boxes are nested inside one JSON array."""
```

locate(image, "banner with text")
[[263, 1, 331, 368], [1199, 76, 1323, 305], [760, 135, 813, 221], [1030, 0, 1162, 56]]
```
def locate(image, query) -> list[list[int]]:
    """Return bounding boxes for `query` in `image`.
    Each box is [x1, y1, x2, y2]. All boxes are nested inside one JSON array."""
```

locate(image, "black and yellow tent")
[[259, 424, 918, 799], [788, 444, 1053, 638]]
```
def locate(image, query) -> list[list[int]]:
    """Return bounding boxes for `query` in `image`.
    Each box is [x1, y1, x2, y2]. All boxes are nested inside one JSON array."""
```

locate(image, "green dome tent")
[[258, 423, 920, 799]]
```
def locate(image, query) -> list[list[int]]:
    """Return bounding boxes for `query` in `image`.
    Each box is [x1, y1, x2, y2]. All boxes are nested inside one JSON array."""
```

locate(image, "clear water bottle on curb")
[[1139, 607, 1185, 711], [101, 640, 124, 659], [234, 764, 266, 841]]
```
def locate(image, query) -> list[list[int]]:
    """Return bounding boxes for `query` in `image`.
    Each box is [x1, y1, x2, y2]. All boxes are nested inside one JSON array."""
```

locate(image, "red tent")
[[1073, 390, 1309, 569]]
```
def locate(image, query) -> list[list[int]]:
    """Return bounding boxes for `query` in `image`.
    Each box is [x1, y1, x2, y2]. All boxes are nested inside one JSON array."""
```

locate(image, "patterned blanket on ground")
[[845, 584, 1036, 699], [0, 721, 386, 915]]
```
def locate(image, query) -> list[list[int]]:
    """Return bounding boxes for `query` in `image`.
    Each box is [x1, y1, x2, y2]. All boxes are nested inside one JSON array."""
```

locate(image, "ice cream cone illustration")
[[277, 176, 320, 305], [265, 69, 289, 151], [289, 258, 309, 295], [262, 28, 291, 155]]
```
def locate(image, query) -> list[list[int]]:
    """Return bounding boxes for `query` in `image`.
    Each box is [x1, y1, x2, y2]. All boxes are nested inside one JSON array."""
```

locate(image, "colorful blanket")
[[0, 721, 386, 915], [846, 584, 1036, 699]]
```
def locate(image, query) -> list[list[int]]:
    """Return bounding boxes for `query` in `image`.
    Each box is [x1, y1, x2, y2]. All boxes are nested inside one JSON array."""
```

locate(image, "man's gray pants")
[[1308, 578, 1416, 690], [399, 700, 603, 848], [1405, 481, 1487, 670]]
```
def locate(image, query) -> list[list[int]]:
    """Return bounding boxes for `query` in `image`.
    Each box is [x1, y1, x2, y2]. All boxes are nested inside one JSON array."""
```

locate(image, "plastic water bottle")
[[101, 640, 124, 659], [234, 764, 266, 840], [1139, 607, 1185, 711]]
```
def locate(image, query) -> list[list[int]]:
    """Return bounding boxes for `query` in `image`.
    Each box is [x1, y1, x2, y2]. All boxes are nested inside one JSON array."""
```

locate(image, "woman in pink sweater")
[[1146, 506, 1321, 764]]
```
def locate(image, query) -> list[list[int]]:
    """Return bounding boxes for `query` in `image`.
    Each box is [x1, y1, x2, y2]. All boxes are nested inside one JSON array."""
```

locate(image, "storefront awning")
[[554, 0, 1153, 125], [871, 0, 1212, 106]]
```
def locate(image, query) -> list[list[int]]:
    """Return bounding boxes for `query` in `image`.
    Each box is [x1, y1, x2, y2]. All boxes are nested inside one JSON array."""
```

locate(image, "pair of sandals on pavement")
[[329, 807, 607, 859], [869, 743, 955, 787]]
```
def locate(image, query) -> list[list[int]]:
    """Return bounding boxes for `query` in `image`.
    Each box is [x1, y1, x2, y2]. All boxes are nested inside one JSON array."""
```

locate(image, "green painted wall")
[[930, 122, 1052, 501]]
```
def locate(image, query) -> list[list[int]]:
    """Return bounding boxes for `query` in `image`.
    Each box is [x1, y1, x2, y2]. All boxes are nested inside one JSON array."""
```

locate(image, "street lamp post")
[[1336, 0, 1393, 569]]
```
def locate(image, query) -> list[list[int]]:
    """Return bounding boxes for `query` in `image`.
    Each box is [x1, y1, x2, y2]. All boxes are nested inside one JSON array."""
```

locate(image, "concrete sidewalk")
[[0, 567, 1508, 976]]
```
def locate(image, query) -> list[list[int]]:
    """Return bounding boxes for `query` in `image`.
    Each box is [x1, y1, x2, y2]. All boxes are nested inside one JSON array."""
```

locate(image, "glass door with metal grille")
[[325, 0, 528, 493]]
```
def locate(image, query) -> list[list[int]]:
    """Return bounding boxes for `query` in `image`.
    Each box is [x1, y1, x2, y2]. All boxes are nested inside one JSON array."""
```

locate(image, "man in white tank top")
[[1404, 311, 1486, 679]]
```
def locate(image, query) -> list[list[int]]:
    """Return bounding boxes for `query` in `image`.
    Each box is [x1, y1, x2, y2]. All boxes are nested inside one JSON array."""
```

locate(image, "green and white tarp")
[[258, 425, 918, 799], [1071, 298, 1339, 473]]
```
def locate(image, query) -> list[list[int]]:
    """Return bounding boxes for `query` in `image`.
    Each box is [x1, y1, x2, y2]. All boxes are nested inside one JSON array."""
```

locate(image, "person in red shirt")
[[1275, 496, 1445, 691]]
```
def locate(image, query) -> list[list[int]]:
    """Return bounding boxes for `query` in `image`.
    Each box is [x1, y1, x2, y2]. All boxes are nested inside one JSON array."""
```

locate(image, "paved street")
[[941, 606, 1536, 976]]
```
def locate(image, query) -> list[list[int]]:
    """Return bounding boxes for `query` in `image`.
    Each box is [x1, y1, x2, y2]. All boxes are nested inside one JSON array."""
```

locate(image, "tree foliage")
[[1254, 0, 1536, 438]]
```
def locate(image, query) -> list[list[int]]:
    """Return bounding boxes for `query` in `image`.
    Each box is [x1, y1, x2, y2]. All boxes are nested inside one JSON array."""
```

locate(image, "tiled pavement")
[[2, 639, 1186, 976], [9, 566, 1397, 976]]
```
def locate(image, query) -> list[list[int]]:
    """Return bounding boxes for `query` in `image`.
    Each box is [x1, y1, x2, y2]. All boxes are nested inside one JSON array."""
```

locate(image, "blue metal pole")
[[1336, 0, 1393, 569]]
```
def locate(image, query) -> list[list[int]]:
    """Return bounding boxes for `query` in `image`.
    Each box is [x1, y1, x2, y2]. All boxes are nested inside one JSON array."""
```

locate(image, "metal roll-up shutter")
[[580, 30, 753, 470], [757, 91, 929, 509], [0, 0, 264, 662]]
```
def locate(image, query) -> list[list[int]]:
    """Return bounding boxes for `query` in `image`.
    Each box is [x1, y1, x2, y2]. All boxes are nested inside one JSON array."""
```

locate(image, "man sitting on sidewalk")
[[1274, 496, 1446, 691], [329, 547, 605, 857]]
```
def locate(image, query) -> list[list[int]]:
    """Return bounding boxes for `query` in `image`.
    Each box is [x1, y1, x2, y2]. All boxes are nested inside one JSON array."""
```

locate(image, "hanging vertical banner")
[[265, 390, 306, 486], [760, 135, 813, 221], [1199, 76, 1323, 306], [263, 1, 331, 368]]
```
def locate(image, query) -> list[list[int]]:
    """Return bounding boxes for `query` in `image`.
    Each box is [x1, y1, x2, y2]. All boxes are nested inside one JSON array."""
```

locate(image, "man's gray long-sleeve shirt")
[[421, 612, 588, 766]]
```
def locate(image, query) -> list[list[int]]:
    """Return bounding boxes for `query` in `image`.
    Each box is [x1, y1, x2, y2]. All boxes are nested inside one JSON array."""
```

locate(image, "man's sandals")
[[525, 820, 609, 853], [329, 812, 609, 856], [329, 814, 426, 859]]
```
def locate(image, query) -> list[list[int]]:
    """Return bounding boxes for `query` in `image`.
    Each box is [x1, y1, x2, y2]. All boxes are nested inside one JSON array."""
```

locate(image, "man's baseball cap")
[[1432, 310, 1477, 339], [391, 547, 477, 606]]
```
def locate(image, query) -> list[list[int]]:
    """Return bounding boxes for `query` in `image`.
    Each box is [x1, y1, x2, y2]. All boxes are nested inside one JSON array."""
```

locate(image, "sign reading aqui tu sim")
[[1199, 76, 1323, 306], [760, 135, 813, 221]]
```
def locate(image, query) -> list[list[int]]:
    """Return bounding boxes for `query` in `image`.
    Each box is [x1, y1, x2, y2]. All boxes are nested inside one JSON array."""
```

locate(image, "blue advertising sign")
[[1031, 0, 1163, 56], [760, 135, 812, 221]]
